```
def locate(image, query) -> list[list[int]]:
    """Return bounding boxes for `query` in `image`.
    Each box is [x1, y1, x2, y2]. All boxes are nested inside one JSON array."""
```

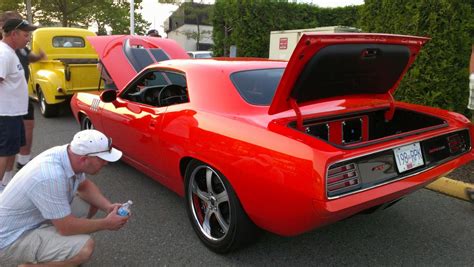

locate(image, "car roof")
[[134, 58, 287, 116], [147, 57, 286, 73]]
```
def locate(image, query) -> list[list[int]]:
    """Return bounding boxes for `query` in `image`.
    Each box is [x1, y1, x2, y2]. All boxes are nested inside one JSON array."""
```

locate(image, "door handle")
[[149, 118, 158, 130]]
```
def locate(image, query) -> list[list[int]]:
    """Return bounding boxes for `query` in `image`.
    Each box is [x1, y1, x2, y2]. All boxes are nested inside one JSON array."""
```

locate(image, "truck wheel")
[[38, 87, 59, 118]]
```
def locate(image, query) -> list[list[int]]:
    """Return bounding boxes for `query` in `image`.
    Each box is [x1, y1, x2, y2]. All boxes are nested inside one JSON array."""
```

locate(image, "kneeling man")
[[0, 129, 129, 266]]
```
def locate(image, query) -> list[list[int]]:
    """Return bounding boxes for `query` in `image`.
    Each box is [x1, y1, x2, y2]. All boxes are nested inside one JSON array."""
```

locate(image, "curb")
[[426, 177, 474, 201]]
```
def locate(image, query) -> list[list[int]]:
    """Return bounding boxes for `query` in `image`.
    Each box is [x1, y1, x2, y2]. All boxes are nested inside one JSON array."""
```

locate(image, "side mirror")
[[100, 89, 117, 103]]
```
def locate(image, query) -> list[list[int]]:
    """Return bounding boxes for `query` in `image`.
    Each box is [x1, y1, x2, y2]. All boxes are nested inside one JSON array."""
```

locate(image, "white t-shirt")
[[0, 41, 28, 116]]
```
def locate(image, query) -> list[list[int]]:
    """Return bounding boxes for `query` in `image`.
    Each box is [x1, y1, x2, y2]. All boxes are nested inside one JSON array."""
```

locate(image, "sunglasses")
[[12, 20, 28, 31], [85, 137, 112, 156]]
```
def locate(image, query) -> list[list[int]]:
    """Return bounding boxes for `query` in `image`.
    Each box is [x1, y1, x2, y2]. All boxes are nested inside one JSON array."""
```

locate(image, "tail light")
[[327, 163, 360, 193], [447, 133, 466, 154]]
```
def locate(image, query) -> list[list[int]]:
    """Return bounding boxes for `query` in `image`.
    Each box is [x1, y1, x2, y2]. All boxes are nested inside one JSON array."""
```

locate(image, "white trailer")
[[269, 26, 361, 60]]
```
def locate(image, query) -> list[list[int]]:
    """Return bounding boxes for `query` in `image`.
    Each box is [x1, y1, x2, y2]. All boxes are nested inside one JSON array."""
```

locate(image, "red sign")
[[279, 38, 288, 50]]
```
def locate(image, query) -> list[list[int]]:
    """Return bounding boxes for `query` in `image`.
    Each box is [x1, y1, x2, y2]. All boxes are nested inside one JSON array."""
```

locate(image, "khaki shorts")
[[0, 197, 92, 266]]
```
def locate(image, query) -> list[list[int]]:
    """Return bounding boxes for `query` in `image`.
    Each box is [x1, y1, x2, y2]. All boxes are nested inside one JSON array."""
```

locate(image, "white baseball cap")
[[70, 130, 122, 162]]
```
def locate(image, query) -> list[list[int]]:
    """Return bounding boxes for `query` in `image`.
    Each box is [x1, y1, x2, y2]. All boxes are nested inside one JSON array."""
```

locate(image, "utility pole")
[[26, 0, 32, 23], [130, 0, 135, 35]]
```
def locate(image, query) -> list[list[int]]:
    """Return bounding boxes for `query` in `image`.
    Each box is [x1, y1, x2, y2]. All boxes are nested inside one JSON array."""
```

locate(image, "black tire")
[[38, 87, 59, 118], [80, 114, 94, 130], [184, 160, 259, 253]]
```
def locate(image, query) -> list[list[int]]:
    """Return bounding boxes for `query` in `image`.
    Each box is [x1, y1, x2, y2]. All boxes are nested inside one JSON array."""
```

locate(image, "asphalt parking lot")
[[22, 104, 474, 265]]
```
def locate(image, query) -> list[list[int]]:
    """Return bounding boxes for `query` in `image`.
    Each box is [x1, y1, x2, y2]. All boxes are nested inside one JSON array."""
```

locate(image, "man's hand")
[[106, 203, 122, 214], [29, 49, 47, 62], [38, 49, 46, 59], [103, 206, 129, 231]]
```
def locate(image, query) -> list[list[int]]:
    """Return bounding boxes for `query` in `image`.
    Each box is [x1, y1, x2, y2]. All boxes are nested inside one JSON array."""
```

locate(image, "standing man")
[[0, 18, 37, 189], [97, 61, 116, 90], [469, 44, 474, 121], [468, 44, 474, 202], [147, 29, 161, 38], [0, 11, 46, 175], [0, 129, 129, 266]]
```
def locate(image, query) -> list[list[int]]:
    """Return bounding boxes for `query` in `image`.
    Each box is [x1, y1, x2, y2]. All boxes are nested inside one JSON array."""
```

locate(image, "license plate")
[[394, 142, 424, 173]]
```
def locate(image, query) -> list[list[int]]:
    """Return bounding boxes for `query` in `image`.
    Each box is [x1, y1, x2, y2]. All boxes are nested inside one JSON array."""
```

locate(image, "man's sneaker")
[[17, 162, 26, 170]]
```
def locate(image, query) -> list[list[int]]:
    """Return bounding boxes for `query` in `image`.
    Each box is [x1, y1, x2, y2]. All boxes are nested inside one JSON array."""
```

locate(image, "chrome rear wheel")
[[185, 160, 259, 253], [188, 165, 230, 241]]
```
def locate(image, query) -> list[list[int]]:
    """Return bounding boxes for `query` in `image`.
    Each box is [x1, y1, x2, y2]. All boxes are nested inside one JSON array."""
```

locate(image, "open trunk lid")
[[87, 35, 189, 90], [268, 33, 429, 115]]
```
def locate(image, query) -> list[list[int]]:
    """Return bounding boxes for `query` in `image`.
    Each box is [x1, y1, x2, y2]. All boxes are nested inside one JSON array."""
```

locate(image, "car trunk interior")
[[291, 108, 447, 148], [288, 108, 470, 198]]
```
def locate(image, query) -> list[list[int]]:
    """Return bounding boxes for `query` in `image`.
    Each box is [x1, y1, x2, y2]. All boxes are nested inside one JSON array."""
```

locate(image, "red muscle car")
[[70, 34, 474, 253]]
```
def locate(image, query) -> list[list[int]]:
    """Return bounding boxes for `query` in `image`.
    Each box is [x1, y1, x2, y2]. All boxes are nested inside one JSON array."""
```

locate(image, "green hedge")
[[212, 0, 357, 58], [212, 0, 474, 116], [359, 0, 474, 116]]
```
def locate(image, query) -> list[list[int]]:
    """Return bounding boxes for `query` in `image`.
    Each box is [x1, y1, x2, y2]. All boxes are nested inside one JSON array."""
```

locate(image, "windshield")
[[230, 68, 284, 105]]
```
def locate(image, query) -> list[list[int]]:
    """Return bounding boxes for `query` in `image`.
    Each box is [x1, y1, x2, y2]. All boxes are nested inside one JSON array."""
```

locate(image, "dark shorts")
[[22, 100, 34, 120], [0, 116, 26, 156]]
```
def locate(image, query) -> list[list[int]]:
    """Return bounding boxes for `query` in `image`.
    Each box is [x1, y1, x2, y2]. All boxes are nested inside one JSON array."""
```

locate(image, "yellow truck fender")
[[31, 67, 65, 105]]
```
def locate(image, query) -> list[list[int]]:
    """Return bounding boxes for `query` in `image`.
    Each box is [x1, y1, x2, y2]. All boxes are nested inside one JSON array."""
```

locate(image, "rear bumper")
[[54, 87, 99, 101], [261, 150, 473, 236]]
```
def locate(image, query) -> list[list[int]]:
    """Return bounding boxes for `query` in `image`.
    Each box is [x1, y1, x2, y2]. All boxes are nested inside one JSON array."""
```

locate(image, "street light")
[[118, 0, 135, 35], [130, 0, 135, 35], [26, 0, 32, 23]]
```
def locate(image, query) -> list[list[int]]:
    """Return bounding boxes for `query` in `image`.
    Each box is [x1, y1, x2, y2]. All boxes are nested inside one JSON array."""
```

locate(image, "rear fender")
[[33, 70, 66, 105]]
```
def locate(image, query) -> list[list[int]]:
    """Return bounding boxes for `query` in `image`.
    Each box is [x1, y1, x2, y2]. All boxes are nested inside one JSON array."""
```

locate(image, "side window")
[[143, 72, 168, 87], [121, 70, 189, 107]]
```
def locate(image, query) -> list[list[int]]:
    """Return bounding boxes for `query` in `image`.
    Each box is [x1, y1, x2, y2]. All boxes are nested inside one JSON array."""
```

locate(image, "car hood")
[[87, 35, 189, 90], [268, 33, 429, 115]]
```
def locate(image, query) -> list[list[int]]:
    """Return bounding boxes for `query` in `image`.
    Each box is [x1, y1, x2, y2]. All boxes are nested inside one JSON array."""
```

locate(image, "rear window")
[[230, 68, 284, 105], [52, 36, 85, 48], [123, 39, 170, 72], [195, 52, 212, 58]]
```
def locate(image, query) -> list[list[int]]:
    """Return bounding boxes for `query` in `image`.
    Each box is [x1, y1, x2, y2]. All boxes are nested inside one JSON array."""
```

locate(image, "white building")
[[163, 2, 213, 51]]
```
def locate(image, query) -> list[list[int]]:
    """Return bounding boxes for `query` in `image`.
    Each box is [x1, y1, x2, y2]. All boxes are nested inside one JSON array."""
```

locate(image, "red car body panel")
[[87, 35, 189, 90], [71, 34, 474, 236]]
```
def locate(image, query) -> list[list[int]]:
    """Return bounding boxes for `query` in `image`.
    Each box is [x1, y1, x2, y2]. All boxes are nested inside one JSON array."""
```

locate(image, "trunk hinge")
[[289, 98, 304, 131], [384, 92, 395, 122]]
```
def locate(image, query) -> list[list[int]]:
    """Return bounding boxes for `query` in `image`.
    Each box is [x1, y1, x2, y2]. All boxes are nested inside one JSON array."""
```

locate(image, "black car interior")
[[122, 70, 188, 107]]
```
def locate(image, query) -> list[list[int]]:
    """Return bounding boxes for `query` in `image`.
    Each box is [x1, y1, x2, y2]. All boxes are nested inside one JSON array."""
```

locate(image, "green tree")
[[1, 0, 149, 35], [0, 1, 22, 13], [177, 2, 213, 50], [212, 0, 239, 56]]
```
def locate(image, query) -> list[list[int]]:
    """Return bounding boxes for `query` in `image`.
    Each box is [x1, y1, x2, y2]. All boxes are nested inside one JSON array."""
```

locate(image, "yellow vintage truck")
[[29, 27, 100, 117]]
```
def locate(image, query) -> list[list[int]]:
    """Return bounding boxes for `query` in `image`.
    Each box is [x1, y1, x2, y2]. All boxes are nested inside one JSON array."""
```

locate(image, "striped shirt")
[[0, 145, 85, 250]]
